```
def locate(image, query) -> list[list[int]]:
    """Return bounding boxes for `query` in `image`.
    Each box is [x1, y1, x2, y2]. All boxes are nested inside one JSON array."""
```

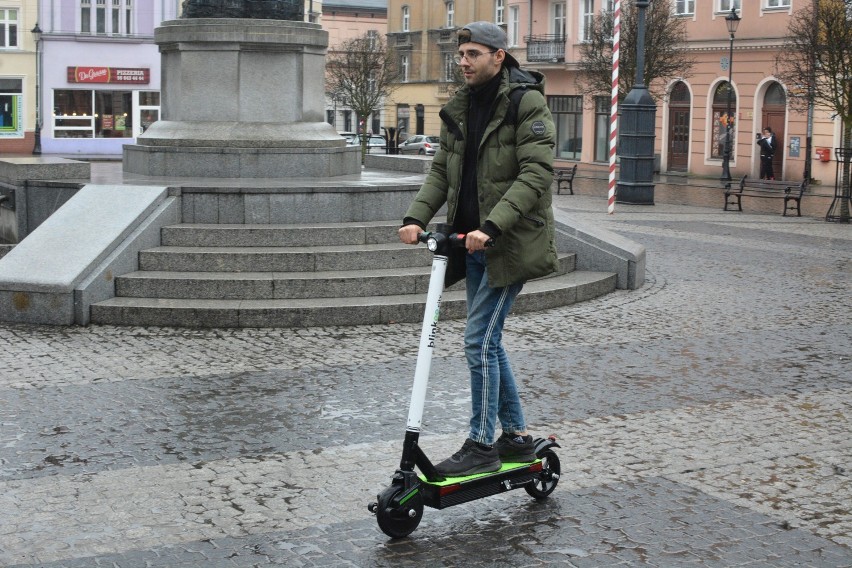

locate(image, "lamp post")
[[615, 0, 656, 205], [31, 23, 42, 156], [720, 7, 740, 183]]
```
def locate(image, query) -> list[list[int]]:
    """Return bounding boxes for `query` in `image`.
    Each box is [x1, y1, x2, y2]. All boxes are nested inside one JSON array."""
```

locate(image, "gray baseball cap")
[[457, 21, 519, 68]]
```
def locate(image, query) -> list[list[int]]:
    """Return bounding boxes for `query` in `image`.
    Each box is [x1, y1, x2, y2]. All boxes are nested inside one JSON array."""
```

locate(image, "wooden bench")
[[724, 175, 807, 217], [555, 164, 577, 195]]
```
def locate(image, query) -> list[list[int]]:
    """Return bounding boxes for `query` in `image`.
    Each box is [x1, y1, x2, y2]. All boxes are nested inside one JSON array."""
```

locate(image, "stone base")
[[0, 157, 90, 185], [122, 18, 360, 178], [124, 143, 362, 178]]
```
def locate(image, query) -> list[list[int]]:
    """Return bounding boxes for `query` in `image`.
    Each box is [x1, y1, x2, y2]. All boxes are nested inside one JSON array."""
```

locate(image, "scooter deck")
[[418, 460, 542, 509]]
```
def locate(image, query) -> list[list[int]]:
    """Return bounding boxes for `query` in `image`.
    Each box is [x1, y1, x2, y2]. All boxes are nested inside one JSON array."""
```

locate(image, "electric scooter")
[[368, 225, 561, 539]]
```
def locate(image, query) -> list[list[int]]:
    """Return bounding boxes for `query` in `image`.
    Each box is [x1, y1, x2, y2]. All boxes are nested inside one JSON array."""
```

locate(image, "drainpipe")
[[528, 0, 533, 38]]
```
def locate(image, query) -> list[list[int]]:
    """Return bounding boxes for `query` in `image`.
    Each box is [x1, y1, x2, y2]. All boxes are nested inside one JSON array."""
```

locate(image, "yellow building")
[[0, 0, 39, 155], [385, 1, 506, 142]]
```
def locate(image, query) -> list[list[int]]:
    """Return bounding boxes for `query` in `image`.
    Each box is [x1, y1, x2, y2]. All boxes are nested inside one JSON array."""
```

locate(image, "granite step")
[[91, 270, 617, 328], [161, 222, 404, 247], [115, 254, 577, 300], [138, 242, 432, 272]]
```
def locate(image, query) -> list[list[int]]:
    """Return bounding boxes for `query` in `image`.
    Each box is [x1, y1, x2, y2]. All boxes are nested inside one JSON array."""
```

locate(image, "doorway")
[[761, 83, 786, 179], [667, 82, 690, 172]]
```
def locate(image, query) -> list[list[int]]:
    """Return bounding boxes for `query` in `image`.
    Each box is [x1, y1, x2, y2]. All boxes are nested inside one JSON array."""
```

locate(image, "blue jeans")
[[464, 251, 526, 445]]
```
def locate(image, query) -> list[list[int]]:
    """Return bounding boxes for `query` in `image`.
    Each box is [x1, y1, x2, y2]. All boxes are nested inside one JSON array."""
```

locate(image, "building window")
[[343, 110, 352, 132], [367, 29, 378, 50], [82, 0, 132, 35], [675, 0, 695, 14], [0, 9, 18, 48], [96, 0, 106, 34], [401, 5, 410, 32], [53, 89, 136, 138], [112, 0, 120, 33], [594, 96, 610, 162], [552, 2, 567, 38], [581, 0, 594, 42], [495, 0, 505, 24], [711, 81, 737, 159], [508, 6, 519, 46], [0, 78, 23, 137], [718, 0, 740, 12], [400, 54, 409, 82], [549, 95, 583, 160], [765, 83, 786, 105], [443, 52, 455, 82], [397, 103, 410, 138], [81, 0, 91, 33], [446, 1, 454, 28], [765, 0, 790, 7]]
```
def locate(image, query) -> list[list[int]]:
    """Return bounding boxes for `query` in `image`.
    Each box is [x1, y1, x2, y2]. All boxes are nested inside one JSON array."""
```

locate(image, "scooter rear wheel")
[[375, 485, 424, 539], [525, 449, 560, 500]]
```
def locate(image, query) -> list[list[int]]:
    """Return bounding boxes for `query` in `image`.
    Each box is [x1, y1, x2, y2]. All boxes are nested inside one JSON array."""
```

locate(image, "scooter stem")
[[406, 252, 448, 432]]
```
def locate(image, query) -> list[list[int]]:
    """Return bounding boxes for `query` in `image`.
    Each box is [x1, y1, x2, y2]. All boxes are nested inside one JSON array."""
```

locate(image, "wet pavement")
[[1, 195, 850, 567]]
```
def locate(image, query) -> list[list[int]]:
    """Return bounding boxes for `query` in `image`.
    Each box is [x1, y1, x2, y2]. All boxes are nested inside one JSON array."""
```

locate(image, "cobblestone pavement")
[[1, 196, 850, 567]]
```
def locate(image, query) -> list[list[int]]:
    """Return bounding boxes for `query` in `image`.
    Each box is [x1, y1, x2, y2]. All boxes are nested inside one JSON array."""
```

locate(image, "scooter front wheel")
[[374, 484, 424, 538], [525, 449, 561, 500]]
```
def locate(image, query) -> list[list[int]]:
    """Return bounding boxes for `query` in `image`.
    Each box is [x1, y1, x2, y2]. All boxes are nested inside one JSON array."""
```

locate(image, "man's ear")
[[494, 49, 506, 67]]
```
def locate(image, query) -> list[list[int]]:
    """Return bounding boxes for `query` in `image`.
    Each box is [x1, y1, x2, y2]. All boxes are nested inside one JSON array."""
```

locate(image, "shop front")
[[40, 41, 161, 156]]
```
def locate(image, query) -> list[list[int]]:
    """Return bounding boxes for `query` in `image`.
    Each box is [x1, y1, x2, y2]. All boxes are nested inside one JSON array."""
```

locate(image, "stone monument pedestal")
[[123, 18, 360, 178]]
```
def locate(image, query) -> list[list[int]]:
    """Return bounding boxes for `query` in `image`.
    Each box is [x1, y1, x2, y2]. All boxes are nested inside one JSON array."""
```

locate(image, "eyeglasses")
[[454, 49, 497, 64]]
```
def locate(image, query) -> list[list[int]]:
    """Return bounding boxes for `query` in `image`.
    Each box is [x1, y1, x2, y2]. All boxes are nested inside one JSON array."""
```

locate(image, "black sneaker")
[[435, 439, 502, 476], [494, 432, 537, 463]]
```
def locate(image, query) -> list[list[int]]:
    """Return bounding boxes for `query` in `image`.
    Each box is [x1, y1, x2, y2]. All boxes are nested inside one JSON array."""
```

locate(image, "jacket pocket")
[[521, 213, 545, 227]]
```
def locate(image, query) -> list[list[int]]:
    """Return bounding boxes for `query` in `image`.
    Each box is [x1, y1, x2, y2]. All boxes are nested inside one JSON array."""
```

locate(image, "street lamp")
[[720, 6, 741, 183], [614, 0, 657, 205], [31, 23, 42, 156]]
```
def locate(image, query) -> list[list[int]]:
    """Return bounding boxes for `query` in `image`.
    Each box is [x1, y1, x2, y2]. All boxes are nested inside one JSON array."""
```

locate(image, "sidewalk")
[[0, 195, 850, 566]]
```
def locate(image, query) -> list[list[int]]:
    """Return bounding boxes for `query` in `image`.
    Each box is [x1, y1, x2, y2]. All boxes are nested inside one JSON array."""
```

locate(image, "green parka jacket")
[[403, 66, 559, 289]]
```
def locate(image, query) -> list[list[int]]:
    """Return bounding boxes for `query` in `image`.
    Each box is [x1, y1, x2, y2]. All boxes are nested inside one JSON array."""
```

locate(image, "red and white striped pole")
[[607, 0, 621, 215]]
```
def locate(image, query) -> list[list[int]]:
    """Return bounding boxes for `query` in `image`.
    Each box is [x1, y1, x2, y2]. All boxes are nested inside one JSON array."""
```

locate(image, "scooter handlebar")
[[417, 232, 494, 248]]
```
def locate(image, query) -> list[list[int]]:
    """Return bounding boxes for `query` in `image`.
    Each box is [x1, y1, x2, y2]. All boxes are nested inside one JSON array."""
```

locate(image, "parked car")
[[398, 135, 440, 155], [347, 134, 387, 152]]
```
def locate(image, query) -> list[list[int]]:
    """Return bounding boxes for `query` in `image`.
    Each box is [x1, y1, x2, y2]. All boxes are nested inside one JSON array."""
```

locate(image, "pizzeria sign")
[[67, 66, 150, 84]]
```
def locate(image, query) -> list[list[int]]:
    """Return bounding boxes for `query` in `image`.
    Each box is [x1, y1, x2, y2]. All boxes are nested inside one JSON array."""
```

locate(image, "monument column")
[[123, 18, 360, 178]]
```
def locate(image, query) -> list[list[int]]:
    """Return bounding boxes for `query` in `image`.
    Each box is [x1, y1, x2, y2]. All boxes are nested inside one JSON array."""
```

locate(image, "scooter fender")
[[533, 436, 560, 457]]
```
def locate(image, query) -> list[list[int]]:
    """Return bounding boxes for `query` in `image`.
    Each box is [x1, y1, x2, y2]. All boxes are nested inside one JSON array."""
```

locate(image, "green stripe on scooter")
[[419, 460, 541, 486], [398, 488, 419, 505]]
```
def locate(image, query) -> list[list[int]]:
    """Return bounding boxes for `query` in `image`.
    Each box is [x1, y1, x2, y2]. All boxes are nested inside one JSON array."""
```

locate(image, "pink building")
[[502, 0, 843, 183], [323, 0, 388, 134]]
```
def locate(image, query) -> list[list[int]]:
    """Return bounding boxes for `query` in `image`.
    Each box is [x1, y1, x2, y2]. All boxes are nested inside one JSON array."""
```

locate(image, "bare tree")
[[577, 0, 694, 102], [776, 0, 852, 221], [326, 33, 399, 158]]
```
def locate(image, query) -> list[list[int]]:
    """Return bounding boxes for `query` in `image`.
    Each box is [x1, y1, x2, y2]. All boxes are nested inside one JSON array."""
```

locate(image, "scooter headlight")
[[426, 236, 439, 252]]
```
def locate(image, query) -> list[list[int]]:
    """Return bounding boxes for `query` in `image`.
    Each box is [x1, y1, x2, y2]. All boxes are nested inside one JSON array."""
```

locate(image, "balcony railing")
[[524, 35, 565, 63], [437, 30, 456, 44], [395, 34, 411, 47]]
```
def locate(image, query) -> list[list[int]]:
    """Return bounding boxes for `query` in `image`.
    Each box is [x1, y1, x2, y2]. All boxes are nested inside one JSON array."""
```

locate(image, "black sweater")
[[455, 72, 503, 235]]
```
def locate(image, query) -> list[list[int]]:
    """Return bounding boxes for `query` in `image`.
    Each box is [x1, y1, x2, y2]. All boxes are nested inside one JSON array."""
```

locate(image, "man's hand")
[[398, 224, 422, 245], [465, 230, 492, 253]]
